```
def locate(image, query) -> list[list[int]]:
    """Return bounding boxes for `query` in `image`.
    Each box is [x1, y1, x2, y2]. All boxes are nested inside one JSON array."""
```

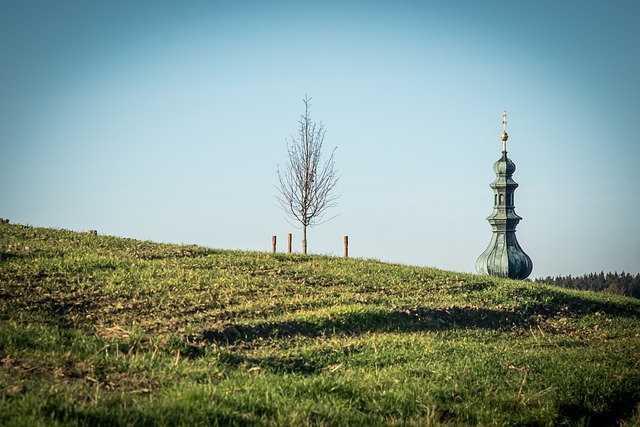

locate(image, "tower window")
[[499, 194, 504, 205]]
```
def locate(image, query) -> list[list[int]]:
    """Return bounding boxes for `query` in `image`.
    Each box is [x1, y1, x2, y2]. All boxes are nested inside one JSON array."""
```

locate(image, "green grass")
[[1, 223, 639, 426]]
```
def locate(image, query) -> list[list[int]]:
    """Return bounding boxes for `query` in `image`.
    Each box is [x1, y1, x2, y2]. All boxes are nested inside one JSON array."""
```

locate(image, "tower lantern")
[[476, 111, 533, 279]]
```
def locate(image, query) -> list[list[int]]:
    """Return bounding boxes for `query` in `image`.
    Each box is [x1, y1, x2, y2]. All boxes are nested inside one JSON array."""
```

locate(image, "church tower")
[[476, 111, 533, 279]]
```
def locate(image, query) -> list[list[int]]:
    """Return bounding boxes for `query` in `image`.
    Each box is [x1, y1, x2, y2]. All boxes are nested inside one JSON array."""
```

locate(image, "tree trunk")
[[302, 225, 307, 255]]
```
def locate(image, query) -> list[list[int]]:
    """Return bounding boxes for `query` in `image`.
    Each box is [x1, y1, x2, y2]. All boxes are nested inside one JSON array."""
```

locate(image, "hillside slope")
[[1, 223, 639, 426]]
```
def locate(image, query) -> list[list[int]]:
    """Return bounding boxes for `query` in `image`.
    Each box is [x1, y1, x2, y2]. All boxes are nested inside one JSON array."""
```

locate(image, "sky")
[[1, 0, 639, 279]]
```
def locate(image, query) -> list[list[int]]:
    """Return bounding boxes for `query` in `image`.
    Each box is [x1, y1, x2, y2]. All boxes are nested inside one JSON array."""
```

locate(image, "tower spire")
[[476, 112, 532, 280]]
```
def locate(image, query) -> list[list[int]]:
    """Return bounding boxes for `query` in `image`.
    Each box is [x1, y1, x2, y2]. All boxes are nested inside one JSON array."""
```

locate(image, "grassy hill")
[[1, 223, 639, 426]]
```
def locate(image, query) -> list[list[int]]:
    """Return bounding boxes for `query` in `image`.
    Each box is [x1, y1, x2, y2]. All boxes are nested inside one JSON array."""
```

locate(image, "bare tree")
[[276, 96, 339, 254]]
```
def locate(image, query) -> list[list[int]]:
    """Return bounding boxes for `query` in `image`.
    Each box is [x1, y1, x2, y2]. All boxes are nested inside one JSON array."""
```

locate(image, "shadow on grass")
[[202, 296, 640, 347], [0, 252, 27, 262], [202, 307, 501, 346], [558, 397, 639, 427]]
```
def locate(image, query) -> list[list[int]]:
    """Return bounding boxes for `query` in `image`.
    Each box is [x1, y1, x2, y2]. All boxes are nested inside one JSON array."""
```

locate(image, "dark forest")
[[535, 271, 640, 299]]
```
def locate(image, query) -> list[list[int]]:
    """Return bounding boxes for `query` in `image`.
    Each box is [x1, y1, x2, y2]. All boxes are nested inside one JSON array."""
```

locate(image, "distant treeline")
[[535, 272, 640, 299]]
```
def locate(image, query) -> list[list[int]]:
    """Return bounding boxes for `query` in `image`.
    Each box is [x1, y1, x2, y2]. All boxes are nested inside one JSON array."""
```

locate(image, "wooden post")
[[272, 236, 277, 253], [344, 235, 349, 258], [287, 233, 292, 253]]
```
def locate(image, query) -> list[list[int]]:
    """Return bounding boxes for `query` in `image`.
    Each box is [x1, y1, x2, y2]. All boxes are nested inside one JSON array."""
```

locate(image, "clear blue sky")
[[2, 0, 639, 278]]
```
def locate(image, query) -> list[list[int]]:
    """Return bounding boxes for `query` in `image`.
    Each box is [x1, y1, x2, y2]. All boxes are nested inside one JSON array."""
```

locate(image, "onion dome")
[[493, 153, 516, 175]]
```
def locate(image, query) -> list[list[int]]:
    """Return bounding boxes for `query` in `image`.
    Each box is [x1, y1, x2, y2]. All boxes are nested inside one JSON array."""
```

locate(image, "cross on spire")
[[501, 110, 509, 152]]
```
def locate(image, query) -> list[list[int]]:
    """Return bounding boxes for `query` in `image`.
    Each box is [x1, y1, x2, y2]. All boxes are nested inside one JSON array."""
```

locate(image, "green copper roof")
[[476, 113, 532, 280]]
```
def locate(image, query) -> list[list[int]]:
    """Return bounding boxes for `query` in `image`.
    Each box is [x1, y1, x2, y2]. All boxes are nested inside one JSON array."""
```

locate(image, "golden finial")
[[501, 110, 509, 152]]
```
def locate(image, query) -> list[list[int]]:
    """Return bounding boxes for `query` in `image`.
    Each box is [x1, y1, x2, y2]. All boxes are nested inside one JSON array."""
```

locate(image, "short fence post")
[[272, 236, 277, 253], [287, 233, 292, 254], [344, 235, 349, 258]]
